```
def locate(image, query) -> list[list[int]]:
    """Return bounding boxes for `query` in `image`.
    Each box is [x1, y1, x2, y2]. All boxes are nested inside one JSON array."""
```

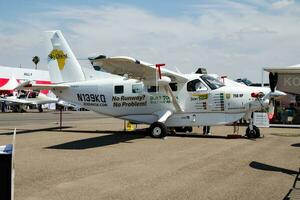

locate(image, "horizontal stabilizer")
[[15, 81, 69, 91]]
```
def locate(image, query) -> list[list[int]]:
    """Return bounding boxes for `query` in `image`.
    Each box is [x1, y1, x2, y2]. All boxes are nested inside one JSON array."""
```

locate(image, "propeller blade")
[[269, 72, 278, 92]]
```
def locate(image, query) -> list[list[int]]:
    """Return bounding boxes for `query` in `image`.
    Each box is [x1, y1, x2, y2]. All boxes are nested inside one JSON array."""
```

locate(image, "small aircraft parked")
[[18, 30, 285, 138], [0, 91, 58, 112]]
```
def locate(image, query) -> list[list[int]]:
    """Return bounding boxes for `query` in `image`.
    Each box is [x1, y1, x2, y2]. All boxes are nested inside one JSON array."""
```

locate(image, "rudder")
[[46, 30, 85, 83]]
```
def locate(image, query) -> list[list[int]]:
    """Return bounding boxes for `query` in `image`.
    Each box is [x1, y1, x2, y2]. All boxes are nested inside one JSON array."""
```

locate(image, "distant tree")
[[32, 56, 40, 70]]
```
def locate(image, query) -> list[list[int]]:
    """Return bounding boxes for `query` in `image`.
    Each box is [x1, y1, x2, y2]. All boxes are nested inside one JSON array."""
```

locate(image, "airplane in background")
[[18, 30, 285, 138], [0, 91, 58, 112], [0, 75, 58, 112]]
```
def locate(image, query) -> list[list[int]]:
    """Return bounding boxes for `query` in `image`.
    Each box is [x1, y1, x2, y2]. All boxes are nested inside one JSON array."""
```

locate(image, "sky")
[[0, 0, 300, 82]]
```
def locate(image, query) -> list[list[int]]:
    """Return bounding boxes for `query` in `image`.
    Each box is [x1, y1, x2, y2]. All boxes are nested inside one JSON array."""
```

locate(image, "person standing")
[[203, 126, 211, 135], [1, 94, 6, 112]]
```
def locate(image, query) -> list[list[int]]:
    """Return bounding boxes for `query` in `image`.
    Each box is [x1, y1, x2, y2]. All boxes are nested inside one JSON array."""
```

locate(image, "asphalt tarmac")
[[0, 110, 299, 200]]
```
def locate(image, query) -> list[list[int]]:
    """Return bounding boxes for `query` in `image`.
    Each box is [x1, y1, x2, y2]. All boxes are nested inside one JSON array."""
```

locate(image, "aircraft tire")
[[149, 122, 167, 138], [12, 105, 18, 113], [18, 105, 23, 113], [38, 105, 43, 112], [246, 125, 260, 138]]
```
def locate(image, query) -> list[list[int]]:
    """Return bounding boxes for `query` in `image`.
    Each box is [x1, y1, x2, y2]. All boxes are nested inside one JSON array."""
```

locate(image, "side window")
[[132, 84, 143, 93], [147, 86, 157, 93], [169, 83, 177, 91], [196, 81, 208, 91], [114, 85, 124, 94], [187, 79, 207, 92]]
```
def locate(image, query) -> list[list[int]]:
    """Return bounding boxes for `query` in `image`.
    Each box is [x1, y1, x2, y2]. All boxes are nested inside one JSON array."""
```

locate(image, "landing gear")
[[245, 115, 260, 138], [149, 122, 167, 138], [12, 105, 25, 113], [246, 125, 260, 138], [38, 105, 43, 112]]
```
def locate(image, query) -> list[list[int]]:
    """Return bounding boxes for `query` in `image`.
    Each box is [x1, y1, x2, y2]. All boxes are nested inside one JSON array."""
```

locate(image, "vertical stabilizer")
[[46, 30, 85, 83]]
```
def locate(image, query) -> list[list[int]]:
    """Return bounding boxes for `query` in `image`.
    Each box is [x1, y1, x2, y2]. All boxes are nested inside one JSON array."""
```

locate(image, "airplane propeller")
[[269, 72, 278, 92], [268, 72, 280, 120]]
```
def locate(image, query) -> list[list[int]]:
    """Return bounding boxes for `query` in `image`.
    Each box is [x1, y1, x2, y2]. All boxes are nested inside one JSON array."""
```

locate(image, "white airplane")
[[18, 30, 285, 138], [0, 91, 58, 112]]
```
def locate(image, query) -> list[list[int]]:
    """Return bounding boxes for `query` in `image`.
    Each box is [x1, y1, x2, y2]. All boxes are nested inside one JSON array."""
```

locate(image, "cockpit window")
[[201, 75, 224, 90], [187, 79, 207, 92], [169, 83, 177, 91]]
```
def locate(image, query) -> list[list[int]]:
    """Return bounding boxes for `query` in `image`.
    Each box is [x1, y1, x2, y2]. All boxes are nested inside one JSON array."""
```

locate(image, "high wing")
[[89, 55, 187, 112], [89, 56, 188, 83]]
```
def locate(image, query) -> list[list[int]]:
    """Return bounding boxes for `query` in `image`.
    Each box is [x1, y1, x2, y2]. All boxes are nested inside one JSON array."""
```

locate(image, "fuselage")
[[54, 73, 270, 126]]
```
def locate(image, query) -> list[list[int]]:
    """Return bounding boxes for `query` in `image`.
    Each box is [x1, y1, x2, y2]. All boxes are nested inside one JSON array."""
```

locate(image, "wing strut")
[[153, 110, 173, 123], [164, 85, 184, 113]]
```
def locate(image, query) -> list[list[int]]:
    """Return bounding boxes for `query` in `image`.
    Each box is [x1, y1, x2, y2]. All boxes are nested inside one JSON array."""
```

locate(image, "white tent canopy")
[[0, 76, 18, 91], [263, 64, 300, 95], [264, 64, 300, 73]]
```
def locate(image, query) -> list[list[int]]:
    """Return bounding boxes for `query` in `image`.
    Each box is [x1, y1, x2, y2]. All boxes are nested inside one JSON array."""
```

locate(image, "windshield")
[[201, 75, 224, 90]]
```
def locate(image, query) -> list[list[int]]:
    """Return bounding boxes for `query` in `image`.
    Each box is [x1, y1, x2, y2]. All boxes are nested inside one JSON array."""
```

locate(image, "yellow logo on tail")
[[48, 49, 68, 70]]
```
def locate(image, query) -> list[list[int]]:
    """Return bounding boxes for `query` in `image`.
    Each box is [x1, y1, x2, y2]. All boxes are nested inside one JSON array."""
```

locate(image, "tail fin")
[[46, 30, 85, 83]]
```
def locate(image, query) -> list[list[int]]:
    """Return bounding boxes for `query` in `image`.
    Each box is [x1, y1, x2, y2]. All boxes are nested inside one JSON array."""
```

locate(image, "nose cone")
[[263, 98, 270, 106]]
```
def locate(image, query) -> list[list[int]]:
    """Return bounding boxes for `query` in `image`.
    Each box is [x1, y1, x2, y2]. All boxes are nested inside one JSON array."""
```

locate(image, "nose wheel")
[[245, 125, 260, 138], [244, 113, 261, 139]]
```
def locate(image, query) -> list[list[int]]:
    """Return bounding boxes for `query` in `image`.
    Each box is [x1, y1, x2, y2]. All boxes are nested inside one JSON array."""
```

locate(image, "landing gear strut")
[[246, 117, 260, 138], [149, 122, 167, 138]]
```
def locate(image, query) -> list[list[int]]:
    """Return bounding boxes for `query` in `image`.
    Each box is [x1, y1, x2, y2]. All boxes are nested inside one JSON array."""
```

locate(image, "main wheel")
[[149, 122, 167, 138], [246, 125, 260, 138], [38, 105, 43, 112]]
